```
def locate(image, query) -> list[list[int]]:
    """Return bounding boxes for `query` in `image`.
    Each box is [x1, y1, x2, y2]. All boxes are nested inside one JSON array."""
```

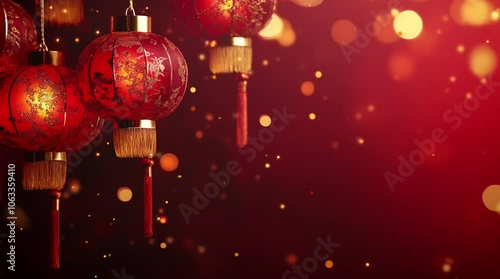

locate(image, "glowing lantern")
[[77, 1, 188, 238], [0, 51, 104, 269], [172, 0, 275, 147], [0, 0, 37, 75]]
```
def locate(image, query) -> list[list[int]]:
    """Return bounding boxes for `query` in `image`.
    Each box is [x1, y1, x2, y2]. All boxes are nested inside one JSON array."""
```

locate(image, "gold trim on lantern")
[[25, 152, 67, 162], [1, 1, 8, 54], [117, 120, 156, 129], [27, 51, 65, 66], [206, 37, 252, 48], [111, 15, 151, 32]]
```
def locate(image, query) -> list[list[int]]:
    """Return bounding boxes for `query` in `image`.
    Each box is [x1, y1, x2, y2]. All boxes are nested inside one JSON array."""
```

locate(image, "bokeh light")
[[301, 81, 315, 96], [393, 10, 423, 40], [277, 19, 296, 47], [117, 187, 133, 202], [259, 114, 272, 127], [331, 19, 357, 45], [286, 253, 298, 265], [259, 13, 284, 40], [482, 184, 500, 212], [160, 153, 179, 172], [468, 44, 498, 77], [325, 260, 334, 268], [450, 0, 494, 26], [374, 12, 400, 44], [387, 52, 416, 81], [67, 178, 81, 194]]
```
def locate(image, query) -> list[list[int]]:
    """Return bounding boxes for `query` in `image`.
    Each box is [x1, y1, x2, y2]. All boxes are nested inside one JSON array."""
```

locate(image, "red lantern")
[[0, 51, 104, 269], [0, 0, 38, 75], [172, 0, 275, 147], [77, 6, 188, 237]]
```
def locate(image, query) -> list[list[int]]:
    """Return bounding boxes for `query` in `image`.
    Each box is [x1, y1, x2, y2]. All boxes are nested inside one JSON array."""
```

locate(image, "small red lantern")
[[0, 0, 38, 75], [172, 0, 275, 147], [0, 51, 104, 269], [77, 1, 188, 237]]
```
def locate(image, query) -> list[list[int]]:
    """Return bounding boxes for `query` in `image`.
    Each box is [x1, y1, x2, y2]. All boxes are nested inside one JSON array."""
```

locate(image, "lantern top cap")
[[111, 15, 151, 32], [206, 37, 252, 48], [27, 51, 65, 66]]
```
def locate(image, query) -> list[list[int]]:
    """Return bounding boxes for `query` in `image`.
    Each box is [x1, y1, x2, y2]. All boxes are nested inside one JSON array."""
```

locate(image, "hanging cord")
[[125, 0, 136, 16], [38, 0, 49, 51]]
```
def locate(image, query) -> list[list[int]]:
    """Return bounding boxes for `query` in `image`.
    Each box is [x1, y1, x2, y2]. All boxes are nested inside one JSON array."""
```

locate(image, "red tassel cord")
[[236, 74, 250, 148], [50, 190, 61, 269], [142, 158, 154, 238]]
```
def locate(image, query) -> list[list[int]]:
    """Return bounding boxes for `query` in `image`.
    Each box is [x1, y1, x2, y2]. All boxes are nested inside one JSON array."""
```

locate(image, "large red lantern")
[[172, 0, 275, 147], [77, 2, 188, 237], [0, 0, 38, 75], [0, 51, 104, 269]]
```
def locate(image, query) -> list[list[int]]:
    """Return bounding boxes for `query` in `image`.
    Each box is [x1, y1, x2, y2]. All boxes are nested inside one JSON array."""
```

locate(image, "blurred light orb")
[[301, 81, 315, 96], [195, 130, 204, 139], [277, 19, 296, 47], [259, 114, 272, 127], [286, 253, 298, 265], [325, 260, 334, 268], [292, 0, 323, 7], [374, 12, 400, 44], [259, 13, 284, 39], [67, 178, 82, 194], [469, 44, 497, 77], [387, 52, 416, 81], [393, 10, 423, 39], [160, 153, 179, 172], [159, 216, 168, 224], [482, 184, 500, 212], [309, 113, 316, 120], [450, 0, 494, 26], [331, 19, 357, 45], [117, 187, 133, 202], [442, 263, 452, 273]]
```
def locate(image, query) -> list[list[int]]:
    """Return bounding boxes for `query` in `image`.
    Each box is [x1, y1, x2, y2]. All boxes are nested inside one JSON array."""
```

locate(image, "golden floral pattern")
[[0, 65, 104, 151], [77, 31, 188, 120], [0, 0, 37, 76], [172, 0, 275, 39]]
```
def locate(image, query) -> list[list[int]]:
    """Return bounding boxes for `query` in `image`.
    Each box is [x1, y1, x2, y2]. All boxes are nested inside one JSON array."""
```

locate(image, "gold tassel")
[[113, 120, 157, 158], [208, 37, 253, 75], [44, 0, 84, 26], [22, 152, 67, 191]]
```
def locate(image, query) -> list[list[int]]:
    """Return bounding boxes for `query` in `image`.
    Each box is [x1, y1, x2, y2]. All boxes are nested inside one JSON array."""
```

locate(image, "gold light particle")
[[190, 87, 197, 93], [449, 76, 456, 83], [276, 155, 281, 159], [74, 37, 80, 43], [95, 30, 100, 35], [442, 263, 452, 273], [309, 113, 316, 120], [265, 163, 271, 168], [117, 187, 133, 202], [55, 38, 60, 43], [259, 114, 272, 127], [325, 260, 334, 268], [262, 59, 269, 66], [331, 19, 357, 45], [457, 44, 465, 53], [466, 92, 473, 99], [469, 44, 498, 77], [234, 252, 240, 257], [391, 9, 400, 16], [315, 71, 323, 78], [160, 242, 167, 249], [492, 9, 500, 21], [367, 104, 375, 112], [190, 105, 196, 112], [95, 152, 100, 157], [365, 262, 371, 268], [393, 10, 423, 40], [205, 113, 214, 121], [199, 54, 206, 61], [482, 184, 500, 212], [357, 137, 365, 145], [279, 203, 286, 209]]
